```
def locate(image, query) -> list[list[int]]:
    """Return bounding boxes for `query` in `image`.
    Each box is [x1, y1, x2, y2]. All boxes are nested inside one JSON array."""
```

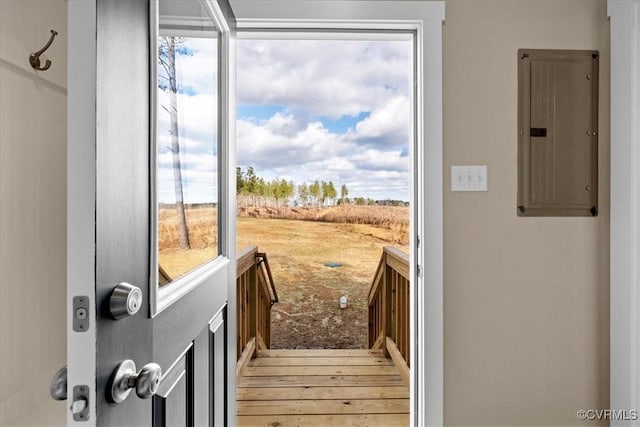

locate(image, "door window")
[[152, 0, 225, 314]]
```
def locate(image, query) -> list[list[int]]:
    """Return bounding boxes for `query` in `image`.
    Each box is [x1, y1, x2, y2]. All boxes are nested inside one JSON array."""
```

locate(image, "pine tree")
[[340, 184, 348, 204], [158, 36, 190, 249]]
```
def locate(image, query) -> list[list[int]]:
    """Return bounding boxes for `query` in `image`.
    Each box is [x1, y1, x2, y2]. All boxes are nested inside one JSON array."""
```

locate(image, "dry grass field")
[[159, 205, 409, 348], [238, 205, 409, 246], [158, 207, 218, 280]]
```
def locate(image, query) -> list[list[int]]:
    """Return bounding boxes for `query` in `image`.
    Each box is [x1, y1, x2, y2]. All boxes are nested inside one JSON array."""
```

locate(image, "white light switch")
[[451, 165, 488, 192]]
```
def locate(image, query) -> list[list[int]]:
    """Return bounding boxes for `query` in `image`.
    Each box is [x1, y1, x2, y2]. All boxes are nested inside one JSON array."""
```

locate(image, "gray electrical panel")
[[517, 49, 599, 217]]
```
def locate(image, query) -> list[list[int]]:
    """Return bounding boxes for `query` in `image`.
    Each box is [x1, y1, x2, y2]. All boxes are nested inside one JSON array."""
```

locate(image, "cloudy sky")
[[157, 37, 412, 203], [237, 38, 412, 201], [157, 36, 219, 204]]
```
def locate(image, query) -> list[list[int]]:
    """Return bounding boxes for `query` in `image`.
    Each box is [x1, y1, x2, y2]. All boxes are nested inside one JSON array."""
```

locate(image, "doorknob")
[[108, 360, 162, 403], [50, 365, 67, 400]]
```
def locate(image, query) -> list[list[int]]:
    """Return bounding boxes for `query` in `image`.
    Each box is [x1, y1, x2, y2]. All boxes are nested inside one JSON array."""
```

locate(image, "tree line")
[[236, 166, 350, 208]]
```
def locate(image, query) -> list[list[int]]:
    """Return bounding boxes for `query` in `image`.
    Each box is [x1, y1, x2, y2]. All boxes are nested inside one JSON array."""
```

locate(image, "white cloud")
[[351, 149, 408, 172], [237, 39, 412, 119], [348, 96, 410, 148], [237, 112, 410, 200], [167, 36, 218, 96], [237, 115, 352, 168], [156, 91, 218, 151]]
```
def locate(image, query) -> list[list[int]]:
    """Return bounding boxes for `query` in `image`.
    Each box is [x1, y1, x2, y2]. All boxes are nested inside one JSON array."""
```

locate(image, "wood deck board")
[[237, 386, 409, 401], [256, 349, 384, 358], [243, 365, 399, 376], [249, 356, 393, 366], [237, 398, 410, 415], [237, 413, 409, 427], [238, 374, 406, 388], [237, 349, 409, 426]]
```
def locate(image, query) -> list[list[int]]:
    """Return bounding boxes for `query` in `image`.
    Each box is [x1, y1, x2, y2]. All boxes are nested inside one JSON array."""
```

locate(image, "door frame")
[[67, 1, 98, 424], [608, 0, 640, 422], [232, 2, 445, 425]]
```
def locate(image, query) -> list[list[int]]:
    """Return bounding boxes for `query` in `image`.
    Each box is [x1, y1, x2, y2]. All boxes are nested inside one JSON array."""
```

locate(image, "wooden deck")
[[237, 349, 409, 426]]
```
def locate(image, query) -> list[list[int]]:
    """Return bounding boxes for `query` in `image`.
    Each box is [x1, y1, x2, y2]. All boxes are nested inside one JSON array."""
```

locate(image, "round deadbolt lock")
[[109, 282, 143, 320]]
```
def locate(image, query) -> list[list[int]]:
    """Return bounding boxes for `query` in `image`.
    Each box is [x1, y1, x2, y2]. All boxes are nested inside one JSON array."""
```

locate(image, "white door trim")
[[67, 1, 97, 425], [608, 0, 640, 424], [232, 2, 445, 425]]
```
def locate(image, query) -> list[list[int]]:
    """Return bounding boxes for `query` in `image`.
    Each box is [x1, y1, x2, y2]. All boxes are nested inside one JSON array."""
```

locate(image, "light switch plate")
[[451, 165, 488, 192]]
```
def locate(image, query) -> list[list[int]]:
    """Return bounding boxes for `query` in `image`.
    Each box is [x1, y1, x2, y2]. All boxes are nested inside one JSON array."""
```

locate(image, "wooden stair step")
[[238, 374, 407, 388], [237, 347, 409, 426], [237, 413, 409, 427], [243, 365, 399, 376], [237, 398, 410, 415], [249, 356, 393, 367], [256, 349, 384, 358], [237, 386, 409, 401]]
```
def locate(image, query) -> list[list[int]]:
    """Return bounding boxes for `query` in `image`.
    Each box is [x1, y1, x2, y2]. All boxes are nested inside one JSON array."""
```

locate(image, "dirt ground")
[[237, 217, 408, 349]]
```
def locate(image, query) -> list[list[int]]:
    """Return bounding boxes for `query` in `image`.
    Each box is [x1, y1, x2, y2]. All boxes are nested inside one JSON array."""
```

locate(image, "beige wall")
[[0, 1, 67, 425], [443, 1, 610, 426]]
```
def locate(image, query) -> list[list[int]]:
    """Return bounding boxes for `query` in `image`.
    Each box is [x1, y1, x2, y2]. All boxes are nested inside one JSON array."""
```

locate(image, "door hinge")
[[417, 265, 422, 278]]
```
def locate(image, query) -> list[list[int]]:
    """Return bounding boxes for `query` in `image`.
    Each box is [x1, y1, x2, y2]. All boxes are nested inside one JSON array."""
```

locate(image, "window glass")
[[156, 1, 219, 285]]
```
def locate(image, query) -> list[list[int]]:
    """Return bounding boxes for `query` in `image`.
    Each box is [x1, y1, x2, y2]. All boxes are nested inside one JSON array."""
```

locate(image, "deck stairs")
[[236, 348, 409, 426], [235, 246, 411, 426]]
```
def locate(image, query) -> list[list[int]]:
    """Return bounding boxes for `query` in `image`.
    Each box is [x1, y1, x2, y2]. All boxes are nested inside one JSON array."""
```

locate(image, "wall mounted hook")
[[29, 29, 58, 71]]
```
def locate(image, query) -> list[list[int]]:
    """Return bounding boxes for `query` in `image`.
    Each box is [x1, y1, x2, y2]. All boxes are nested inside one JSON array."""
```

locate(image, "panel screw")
[[586, 131, 591, 136], [586, 186, 591, 191], [519, 130, 524, 136], [586, 74, 591, 80]]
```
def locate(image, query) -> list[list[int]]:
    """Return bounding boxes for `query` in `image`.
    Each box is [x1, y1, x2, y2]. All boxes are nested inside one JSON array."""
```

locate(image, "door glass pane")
[[156, 1, 219, 285]]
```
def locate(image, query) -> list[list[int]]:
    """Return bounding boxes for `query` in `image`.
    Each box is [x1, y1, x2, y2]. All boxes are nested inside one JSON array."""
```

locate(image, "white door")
[[67, 0, 237, 425]]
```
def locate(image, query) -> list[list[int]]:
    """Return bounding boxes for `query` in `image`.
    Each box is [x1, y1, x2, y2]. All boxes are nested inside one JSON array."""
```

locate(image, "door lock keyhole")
[[109, 282, 143, 320]]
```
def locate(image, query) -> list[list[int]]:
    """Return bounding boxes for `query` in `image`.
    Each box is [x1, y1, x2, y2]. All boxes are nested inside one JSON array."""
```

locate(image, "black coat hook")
[[29, 29, 58, 71]]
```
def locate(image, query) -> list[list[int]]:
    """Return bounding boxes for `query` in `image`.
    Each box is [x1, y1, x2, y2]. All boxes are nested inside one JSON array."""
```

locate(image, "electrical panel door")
[[518, 49, 599, 217]]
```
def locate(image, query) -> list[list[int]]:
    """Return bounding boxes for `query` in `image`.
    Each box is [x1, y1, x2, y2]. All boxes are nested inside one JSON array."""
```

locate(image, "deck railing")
[[236, 246, 278, 374], [368, 246, 410, 386]]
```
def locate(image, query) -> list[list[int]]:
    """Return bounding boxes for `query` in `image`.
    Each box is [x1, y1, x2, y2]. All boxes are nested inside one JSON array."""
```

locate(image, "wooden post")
[[384, 255, 393, 358], [236, 277, 241, 358], [248, 254, 257, 358]]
